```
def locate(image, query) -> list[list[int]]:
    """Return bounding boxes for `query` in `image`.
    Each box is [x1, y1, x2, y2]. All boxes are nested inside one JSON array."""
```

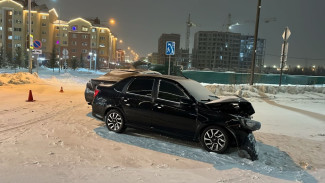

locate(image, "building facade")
[[239, 35, 266, 72], [192, 31, 241, 71], [192, 31, 266, 72], [157, 33, 180, 65], [0, 0, 117, 68]]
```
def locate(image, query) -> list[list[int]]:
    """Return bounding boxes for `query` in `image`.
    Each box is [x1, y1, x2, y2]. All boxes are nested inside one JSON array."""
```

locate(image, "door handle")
[[154, 104, 163, 109]]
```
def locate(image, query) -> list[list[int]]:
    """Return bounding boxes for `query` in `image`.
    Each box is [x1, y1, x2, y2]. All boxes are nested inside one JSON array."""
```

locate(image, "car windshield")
[[179, 80, 218, 102]]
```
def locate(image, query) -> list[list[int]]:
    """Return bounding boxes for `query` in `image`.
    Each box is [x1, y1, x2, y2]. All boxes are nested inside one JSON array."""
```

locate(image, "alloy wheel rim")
[[203, 129, 226, 151], [107, 112, 122, 131]]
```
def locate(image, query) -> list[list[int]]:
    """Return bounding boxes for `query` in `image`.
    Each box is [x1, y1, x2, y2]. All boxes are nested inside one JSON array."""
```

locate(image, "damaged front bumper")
[[226, 115, 261, 161], [239, 118, 261, 131]]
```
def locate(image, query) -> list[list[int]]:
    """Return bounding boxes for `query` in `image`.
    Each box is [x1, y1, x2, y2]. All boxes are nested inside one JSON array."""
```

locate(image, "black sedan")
[[85, 69, 161, 104], [92, 75, 261, 160]]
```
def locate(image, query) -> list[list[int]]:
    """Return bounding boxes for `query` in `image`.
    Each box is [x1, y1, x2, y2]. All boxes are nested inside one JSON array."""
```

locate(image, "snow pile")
[[0, 72, 40, 85], [204, 84, 325, 98], [95, 127, 317, 182]]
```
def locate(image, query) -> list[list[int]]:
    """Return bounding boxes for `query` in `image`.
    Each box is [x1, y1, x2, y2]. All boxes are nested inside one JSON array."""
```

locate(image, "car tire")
[[200, 126, 230, 154], [105, 109, 126, 133]]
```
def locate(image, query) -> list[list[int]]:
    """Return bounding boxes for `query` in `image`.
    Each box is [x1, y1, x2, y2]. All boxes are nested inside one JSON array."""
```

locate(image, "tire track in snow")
[[259, 92, 325, 122], [0, 103, 82, 135]]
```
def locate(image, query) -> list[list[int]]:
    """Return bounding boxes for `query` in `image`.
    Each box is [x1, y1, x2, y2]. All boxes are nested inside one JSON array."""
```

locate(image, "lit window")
[[8, 27, 12, 31], [42, 39, 46, 42], [92, 28, 96, 32], [8, 36, 12, 40], [0, 27, 2, 30], [100, 29, 105, 33], [62, 27, 68, 30], [63, 33, 68, 37], [15, 44, 22, 48], [9, 11, 12, 16], [99, 44, 105, 47], [82, 27, 88, 32], [42, 15, 47, 19]]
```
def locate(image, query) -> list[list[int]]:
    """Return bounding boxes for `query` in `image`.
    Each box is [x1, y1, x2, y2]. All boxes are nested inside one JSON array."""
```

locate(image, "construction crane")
[[223, 13, 277, 32], [185, 13, 196, 51]]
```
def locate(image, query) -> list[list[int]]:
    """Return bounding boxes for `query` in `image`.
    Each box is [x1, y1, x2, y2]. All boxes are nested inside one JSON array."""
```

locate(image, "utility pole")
[[249, 0, 262, 85]]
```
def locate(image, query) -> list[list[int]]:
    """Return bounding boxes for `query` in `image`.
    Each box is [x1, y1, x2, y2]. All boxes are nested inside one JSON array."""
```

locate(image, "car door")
[[151, 79, 197, 138], [121, 77, 154, 128]]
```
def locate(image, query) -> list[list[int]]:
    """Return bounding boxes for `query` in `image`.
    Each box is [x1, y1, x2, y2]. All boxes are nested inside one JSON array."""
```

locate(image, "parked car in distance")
[[85, 69, 161, 104], [92, 75, 261, 160]]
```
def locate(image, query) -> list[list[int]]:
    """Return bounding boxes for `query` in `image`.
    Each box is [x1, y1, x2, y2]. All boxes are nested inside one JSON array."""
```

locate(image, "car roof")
[[131, 74, 189, 82]]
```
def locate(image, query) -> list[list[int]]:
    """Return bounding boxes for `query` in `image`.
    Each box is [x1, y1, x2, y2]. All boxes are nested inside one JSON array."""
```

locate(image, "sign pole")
[[279, 27, 291, 86], [36, 54, 39, 73], [168, 55, 171, 75]]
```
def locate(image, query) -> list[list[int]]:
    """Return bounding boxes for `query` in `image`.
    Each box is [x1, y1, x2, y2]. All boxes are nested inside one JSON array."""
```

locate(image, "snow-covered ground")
[[0, 68, 324, 183]]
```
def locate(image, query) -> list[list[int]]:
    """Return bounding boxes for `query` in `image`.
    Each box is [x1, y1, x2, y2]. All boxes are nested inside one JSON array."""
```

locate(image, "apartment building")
[[192, 31, 241, 71], [0, 0, 56, 58], [192, 31, 266, 72], [0, 0, 117, 68]]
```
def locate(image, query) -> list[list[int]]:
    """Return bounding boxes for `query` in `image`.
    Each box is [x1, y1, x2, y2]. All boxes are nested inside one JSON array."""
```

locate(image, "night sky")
[[41, 0, 325, 67]]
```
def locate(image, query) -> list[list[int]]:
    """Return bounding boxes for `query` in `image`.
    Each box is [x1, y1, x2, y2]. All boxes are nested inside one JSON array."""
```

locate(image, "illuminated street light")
[[119, 40, 123, 44], [297, 65, 301, 69], [273, 65, 276, 69], [109, 18, 116, 25]]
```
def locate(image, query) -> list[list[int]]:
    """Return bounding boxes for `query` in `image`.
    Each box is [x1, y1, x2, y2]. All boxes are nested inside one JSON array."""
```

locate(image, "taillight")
[[94, 89, 100, 98]]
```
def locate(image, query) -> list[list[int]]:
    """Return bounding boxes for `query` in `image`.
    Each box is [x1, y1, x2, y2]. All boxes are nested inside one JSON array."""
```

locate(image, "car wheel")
[[105, 109, 126, 133], [200, 126, 229, 154]]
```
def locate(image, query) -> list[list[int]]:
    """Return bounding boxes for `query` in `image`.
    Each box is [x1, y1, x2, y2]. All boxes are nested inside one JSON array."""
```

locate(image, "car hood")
[[205, 96, 255, 116], [206, 96, 249, 104]]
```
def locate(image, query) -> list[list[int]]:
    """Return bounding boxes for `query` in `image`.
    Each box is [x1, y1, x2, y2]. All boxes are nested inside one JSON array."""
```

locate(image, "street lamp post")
[[89, 52, 92, 70], [94, 53, 97, 70], [28, 0, 32, 73]]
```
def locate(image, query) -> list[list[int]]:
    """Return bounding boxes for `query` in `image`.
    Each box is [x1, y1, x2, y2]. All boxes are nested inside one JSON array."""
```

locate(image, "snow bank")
[[0, 72, 40, 85], [204, 84, 325, 97], [95, 127, 317, 182]]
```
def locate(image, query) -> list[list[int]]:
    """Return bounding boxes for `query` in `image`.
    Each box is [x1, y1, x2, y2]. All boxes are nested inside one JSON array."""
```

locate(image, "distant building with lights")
[[148, 52, 158, 64], [192, 31, 266, 72], [116, 49, 125, 62], [0, 0, 118, 69]]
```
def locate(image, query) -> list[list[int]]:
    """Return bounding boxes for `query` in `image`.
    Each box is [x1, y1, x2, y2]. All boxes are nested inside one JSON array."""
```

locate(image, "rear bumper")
[[85, 88, 94, 104]]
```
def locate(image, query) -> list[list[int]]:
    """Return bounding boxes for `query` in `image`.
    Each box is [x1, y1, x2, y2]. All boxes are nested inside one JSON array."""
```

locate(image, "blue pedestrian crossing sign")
[[166, 41, 175, 55]]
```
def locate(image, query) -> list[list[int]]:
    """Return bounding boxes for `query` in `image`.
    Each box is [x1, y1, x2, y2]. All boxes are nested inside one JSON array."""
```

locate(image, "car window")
[[127, 78, 154, 97], [114, 78, 133, 92], [158, 80, 187, 102]]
